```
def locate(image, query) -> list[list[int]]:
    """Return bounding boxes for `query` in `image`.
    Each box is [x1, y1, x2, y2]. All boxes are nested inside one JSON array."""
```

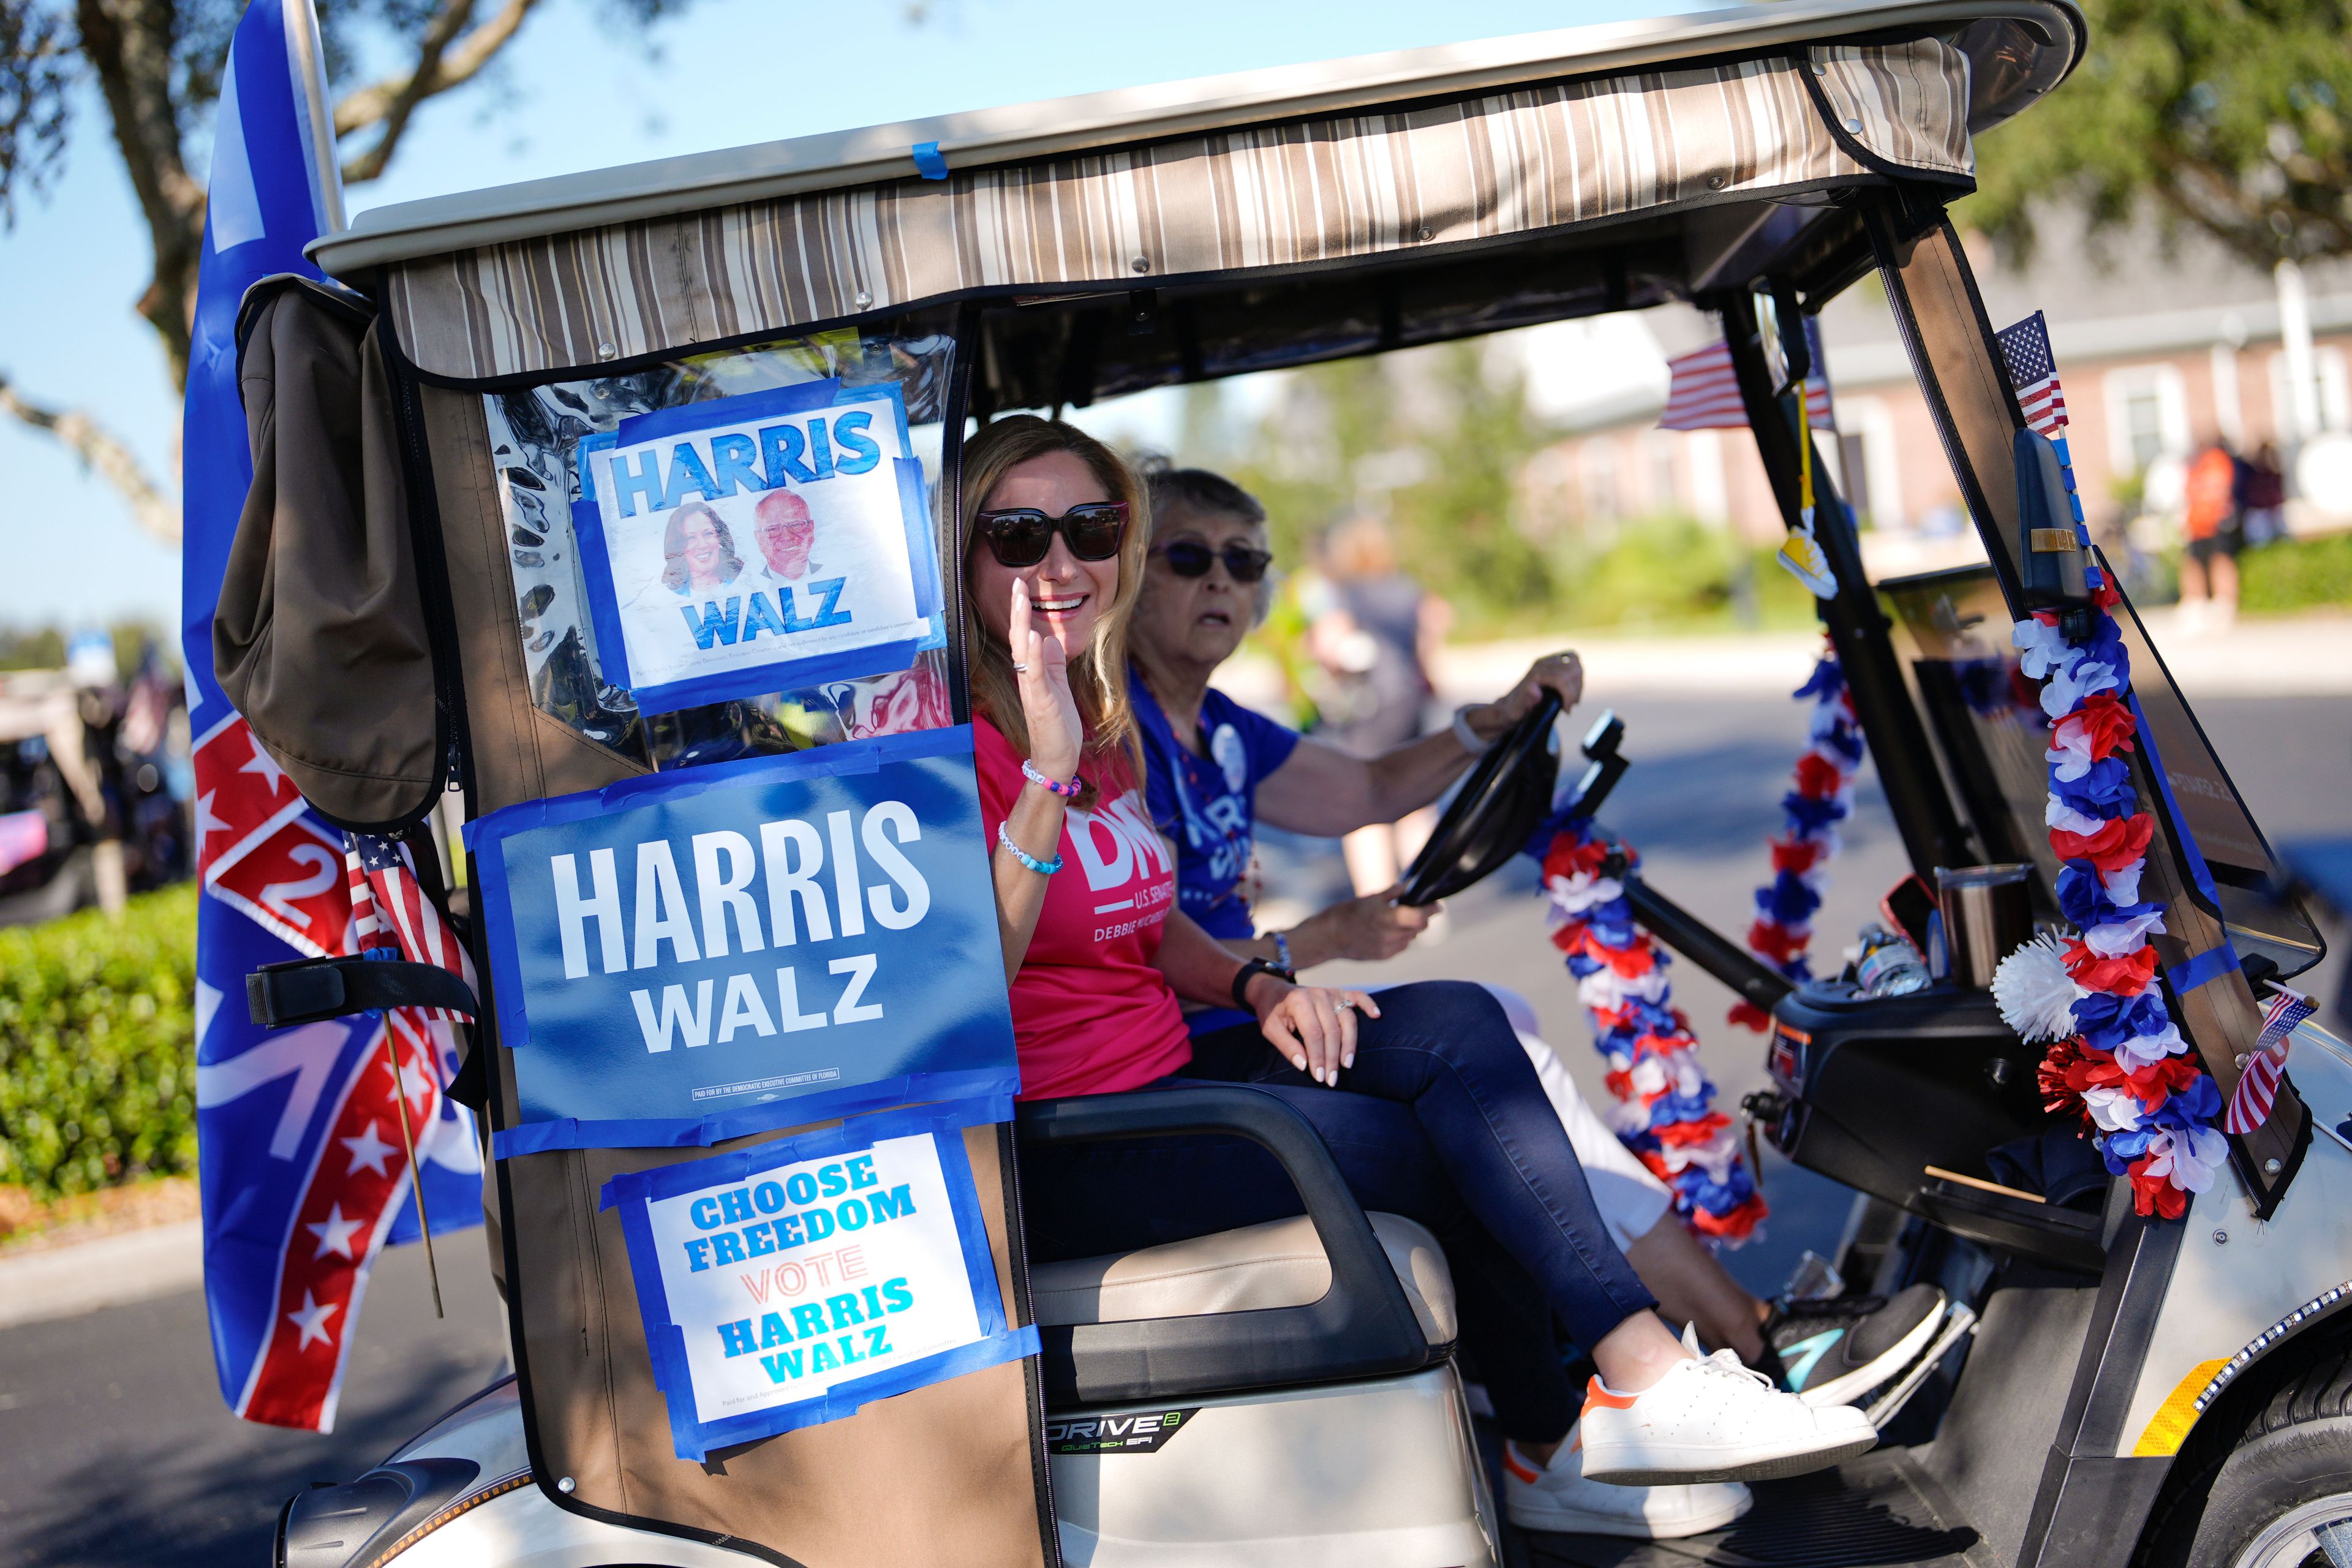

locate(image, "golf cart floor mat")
[[1519, 1449, 1996, 1568]]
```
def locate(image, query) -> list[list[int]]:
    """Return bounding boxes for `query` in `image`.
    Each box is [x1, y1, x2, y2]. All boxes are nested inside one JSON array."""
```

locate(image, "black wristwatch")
[[1231, 957, 1295, 1011]]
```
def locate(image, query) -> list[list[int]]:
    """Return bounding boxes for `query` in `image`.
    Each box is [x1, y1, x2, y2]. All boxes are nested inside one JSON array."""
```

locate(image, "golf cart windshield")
[[1882, 564, 2324, 979]]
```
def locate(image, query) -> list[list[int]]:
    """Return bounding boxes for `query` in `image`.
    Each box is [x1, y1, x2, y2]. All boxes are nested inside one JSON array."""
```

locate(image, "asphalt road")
[[1, 692, 2344, 1568]]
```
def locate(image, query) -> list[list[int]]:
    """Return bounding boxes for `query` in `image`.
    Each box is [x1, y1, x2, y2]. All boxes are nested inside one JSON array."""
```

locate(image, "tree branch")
[[335, 0, 542, 184], [0, 374, 180, 545], [75, 0, 205, 383]]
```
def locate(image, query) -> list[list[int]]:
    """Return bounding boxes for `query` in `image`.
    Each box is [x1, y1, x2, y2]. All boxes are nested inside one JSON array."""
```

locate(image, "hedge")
[[2242, 530, 2352, 616], [0, 884, 198, 1200]]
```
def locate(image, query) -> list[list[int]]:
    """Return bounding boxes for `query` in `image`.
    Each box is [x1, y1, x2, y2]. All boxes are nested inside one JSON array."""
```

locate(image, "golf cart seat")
[[1030, 1212, 1457, 1346], [1017, 1088, 1451, 1408]]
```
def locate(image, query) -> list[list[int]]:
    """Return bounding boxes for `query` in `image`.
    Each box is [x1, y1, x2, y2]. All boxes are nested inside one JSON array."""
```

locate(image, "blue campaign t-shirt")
[[1130, 671, 1301, 984]]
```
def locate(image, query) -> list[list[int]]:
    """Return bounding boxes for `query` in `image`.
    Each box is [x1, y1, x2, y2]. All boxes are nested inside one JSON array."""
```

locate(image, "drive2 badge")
[[1046, 1408, 1200, 1455]]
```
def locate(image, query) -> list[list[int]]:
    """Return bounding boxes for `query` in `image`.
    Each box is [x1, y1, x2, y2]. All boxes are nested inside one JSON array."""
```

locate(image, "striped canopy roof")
[[340, 13, 2043, 385]]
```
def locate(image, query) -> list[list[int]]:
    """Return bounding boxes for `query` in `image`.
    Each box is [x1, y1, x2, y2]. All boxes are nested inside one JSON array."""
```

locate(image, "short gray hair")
[[1139, 461, 1276, 625]]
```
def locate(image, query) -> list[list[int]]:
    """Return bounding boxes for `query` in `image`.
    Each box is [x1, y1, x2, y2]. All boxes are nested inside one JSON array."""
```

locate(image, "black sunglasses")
[[1154, 540, 1275, 583], [973, 502, 1131, 568]]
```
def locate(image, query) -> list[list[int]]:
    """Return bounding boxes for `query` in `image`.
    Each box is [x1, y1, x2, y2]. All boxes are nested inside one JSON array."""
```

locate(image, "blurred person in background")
[[2239, 440, 2287, 549], [2179, 436, 2242, 632], [1304, 513, 1453, 895]]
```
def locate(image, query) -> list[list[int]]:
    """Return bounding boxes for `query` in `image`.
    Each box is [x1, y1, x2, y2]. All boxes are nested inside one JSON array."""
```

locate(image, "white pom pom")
[[1993, 932, 2085, 1041]]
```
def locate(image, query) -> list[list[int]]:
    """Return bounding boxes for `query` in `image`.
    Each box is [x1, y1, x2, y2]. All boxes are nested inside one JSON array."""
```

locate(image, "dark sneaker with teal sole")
[[1768, 1284, 1948, 1407]]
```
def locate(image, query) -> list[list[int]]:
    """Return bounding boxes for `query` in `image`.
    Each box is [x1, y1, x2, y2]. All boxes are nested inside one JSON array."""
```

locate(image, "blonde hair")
[[959, 416, 1149, 804]]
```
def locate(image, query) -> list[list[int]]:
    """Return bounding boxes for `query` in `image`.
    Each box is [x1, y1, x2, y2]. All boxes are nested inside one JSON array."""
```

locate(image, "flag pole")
[[383, 1024, 445, 1318]]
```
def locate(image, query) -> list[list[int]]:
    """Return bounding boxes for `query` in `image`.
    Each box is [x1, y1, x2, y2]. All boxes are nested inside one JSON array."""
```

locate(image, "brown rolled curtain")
[[215, 277, 446, 831]]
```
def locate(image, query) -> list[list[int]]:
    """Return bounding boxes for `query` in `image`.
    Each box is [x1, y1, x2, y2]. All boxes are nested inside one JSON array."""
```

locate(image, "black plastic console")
[[1757, 982, 2051, 1213]]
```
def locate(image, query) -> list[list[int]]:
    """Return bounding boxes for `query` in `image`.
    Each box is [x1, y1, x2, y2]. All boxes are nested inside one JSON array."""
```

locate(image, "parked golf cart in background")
[[232, 2, 2352, 1564], [0, 642, 191, 926]]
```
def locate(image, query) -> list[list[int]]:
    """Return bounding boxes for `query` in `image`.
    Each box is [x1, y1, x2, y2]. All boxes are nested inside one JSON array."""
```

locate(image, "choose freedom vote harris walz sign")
[[603, 1105, 1039, 1458], [466, 726, 1017, 1156], [573, 378, 942, 717]]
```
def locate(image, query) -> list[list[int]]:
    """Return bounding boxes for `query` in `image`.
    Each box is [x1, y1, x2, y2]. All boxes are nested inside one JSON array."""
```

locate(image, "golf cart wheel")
[[2141, 1349, 2352, 1568]]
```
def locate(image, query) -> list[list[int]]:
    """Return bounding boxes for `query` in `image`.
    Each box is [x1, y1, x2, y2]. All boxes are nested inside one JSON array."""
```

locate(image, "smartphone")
[[1880, 873, 1937, 955]]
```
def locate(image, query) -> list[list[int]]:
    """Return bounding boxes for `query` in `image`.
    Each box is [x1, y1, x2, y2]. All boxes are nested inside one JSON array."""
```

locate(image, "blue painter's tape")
[[911, 141, 949, 181], [2166, 946, 2240, 996]]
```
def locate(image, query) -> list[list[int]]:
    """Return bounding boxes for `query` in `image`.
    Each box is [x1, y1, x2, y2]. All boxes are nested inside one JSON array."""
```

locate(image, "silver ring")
[[1012, 662, 1030, 673]]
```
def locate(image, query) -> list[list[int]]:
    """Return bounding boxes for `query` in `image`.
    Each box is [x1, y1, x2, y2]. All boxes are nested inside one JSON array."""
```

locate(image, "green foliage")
[[1220, 343, 1556, 627], [2240, 530, 2352, 612], [0, 620, 173, 676], [0, 885, 198, 1200], [1543, 518, 1818, 635], [1970, 0, 2352, 265], [1185, 343, 1823, 639], [0, 625, 65, 671]]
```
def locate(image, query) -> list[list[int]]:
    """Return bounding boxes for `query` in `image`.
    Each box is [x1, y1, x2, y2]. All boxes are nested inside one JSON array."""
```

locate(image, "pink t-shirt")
[[974, 717, 1192, 1099]]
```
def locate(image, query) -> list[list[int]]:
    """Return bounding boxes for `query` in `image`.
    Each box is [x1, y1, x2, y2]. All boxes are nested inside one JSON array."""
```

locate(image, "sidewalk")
[[1222, 610, 2352, 709], [0, 1219, 203, 1330], [1443, 612, 2352, 701]]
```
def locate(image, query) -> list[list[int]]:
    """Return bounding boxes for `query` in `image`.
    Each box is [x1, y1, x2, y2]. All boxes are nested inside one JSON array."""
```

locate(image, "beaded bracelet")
[[1021, 758, 1082, 797], [997, 821, 1064, 876]]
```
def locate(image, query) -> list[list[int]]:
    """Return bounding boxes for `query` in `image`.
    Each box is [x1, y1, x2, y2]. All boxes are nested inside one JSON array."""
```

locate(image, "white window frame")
[[2269, 345, 2351, 436], [2102, 363, 2190, 475], [1838, 394, 1907, 532]]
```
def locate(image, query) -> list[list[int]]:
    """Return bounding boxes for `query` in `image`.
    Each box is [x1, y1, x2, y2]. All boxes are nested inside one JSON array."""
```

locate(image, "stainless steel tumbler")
[[1934, 864, 2034, 989]]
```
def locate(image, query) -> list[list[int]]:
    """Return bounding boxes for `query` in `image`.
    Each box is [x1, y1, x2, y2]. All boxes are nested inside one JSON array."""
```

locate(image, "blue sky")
[[0, 0, 1694, 635]]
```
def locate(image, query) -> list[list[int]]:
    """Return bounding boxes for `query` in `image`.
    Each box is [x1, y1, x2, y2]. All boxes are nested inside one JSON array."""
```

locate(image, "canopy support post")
[[1714, 286, 1971, 881]]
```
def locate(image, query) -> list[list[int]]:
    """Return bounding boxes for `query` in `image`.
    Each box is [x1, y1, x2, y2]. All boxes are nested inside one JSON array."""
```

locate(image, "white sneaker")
[[1503, 1430, 1750, 1539], [1578, 1325, 1879, 1486]]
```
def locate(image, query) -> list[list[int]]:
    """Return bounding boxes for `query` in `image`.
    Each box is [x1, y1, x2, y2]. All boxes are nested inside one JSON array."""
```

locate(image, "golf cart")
[[232, 2, 2350, 1564]]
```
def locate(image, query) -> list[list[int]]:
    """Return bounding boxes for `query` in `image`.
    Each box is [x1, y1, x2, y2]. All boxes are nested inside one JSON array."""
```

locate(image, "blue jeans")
[[1017, 979, 1655, 1437]]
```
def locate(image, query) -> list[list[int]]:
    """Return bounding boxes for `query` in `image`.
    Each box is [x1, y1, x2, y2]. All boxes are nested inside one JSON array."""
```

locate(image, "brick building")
[[1518, 213, 2352, 575]]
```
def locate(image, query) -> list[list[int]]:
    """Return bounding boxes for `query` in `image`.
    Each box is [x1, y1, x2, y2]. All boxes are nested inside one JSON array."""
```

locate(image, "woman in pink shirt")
[[964, 415, 1872, 1493]]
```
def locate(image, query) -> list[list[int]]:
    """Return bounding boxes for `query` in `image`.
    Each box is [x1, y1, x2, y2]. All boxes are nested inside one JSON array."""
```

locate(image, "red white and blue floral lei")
[[1730, 640, 1863, 1033], [1996, 577, 2225, 1218], [1537, 824, 1770, 1244]]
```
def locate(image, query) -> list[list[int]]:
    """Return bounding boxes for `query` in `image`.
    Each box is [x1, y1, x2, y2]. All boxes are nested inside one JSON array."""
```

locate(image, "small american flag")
[[2224, 988, 2317, 1136], [344, 832, 475, 1021], [1997, 311, 2070, 436], [1660, 320, 1834, 432]]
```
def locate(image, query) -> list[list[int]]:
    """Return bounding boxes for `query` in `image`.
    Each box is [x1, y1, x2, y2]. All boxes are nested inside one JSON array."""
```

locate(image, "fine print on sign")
[[467, 728, 1019, 1155], [605, 1106, 1038, 1458], [573, 378, 941, 716]]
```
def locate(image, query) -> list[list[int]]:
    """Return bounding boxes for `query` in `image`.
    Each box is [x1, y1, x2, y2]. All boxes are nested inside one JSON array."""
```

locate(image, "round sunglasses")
[[1153, 539, 1274, 583], [973, 502, 1130, 568]]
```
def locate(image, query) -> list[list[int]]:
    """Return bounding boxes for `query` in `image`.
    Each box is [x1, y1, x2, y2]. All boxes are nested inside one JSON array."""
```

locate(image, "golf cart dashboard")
[[1757, 978, 2105, 1272]]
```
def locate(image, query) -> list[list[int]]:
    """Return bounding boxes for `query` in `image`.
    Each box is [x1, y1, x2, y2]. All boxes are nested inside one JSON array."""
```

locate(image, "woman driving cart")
[[962, 413, 1880, 1498], [1122, 462, 1950, 1536]]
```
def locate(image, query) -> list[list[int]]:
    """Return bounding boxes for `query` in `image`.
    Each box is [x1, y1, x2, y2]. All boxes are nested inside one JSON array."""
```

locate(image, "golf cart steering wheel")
[[1396, 691, 1563, 908]]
